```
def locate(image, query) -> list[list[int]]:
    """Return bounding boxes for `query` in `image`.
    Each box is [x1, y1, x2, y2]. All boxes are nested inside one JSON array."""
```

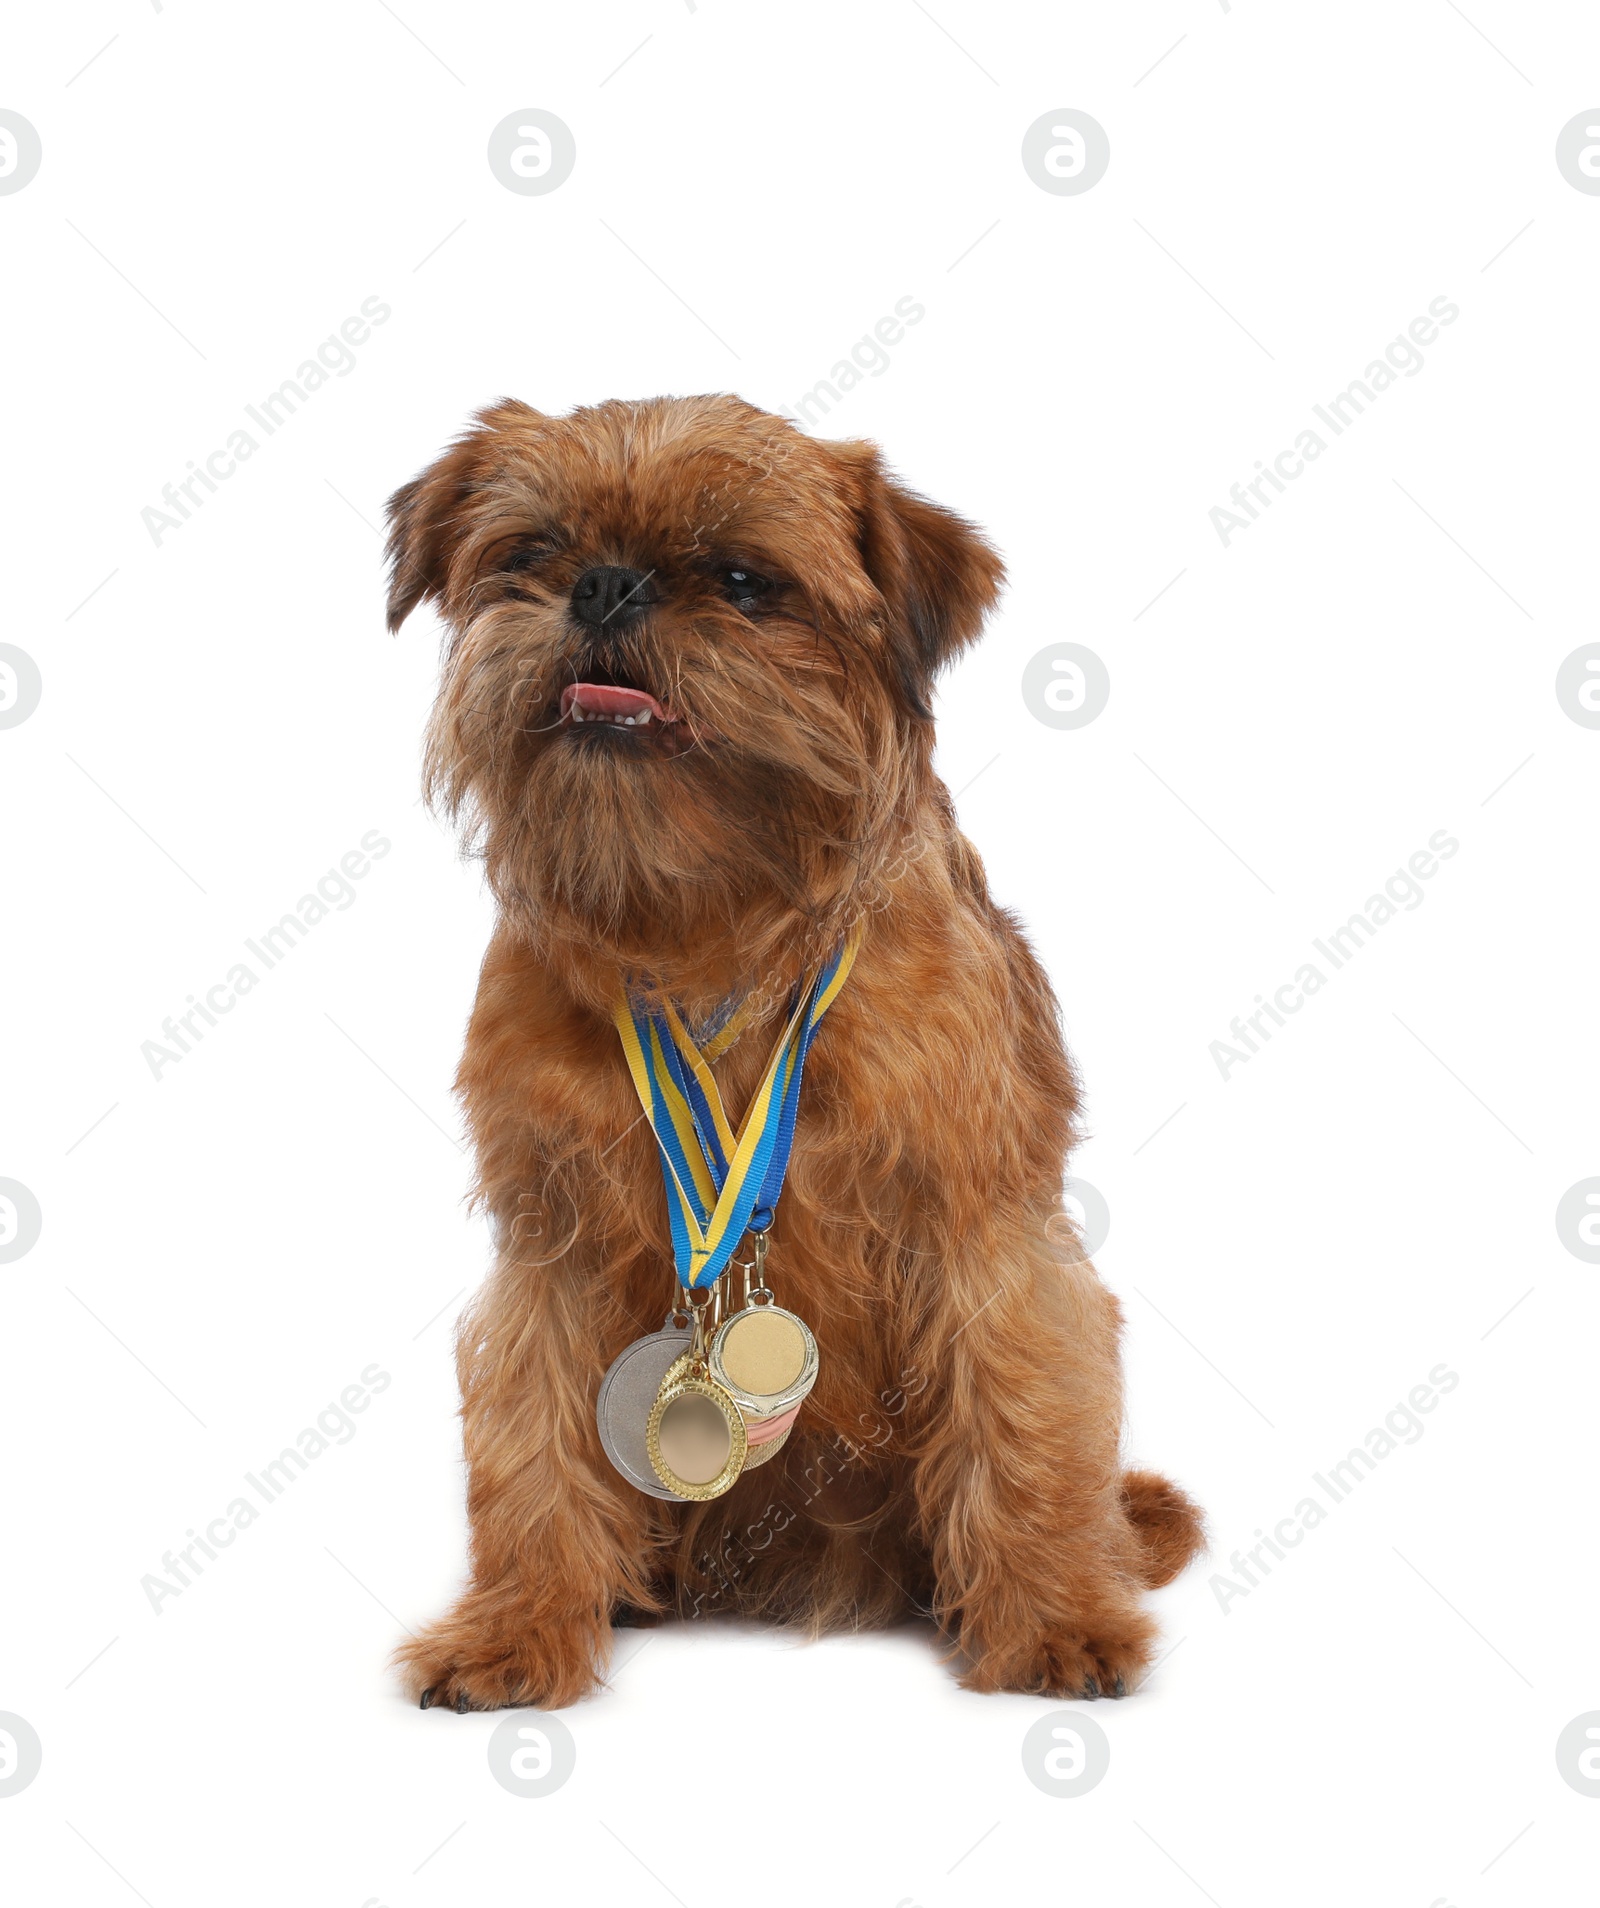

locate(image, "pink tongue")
[[562, 682, 669, 721]]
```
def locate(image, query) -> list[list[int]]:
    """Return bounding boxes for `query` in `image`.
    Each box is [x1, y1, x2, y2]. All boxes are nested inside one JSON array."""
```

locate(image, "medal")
[[596, 1311, 696, 1500], [709, 1233, 818, 1423], [737, 1399, 799, 1470], [645, 1294, 747, 1501], [602, 929, 859, 1500], [647, 1362, 748, 1499]]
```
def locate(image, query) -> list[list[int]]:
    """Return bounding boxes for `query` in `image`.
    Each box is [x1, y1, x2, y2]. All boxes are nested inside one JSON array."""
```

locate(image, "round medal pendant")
[[596, 1315, 696, 1500], [739, 1399, 800, 1469], [740, 1427, 791, 1469], [709, 1297, 818, 1420], [646, 1364, 748, 1501]]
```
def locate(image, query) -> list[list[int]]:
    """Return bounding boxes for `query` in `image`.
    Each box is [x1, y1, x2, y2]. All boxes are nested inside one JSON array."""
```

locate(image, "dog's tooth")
[[623, 715, 636, 726], [636, 710, 651, 725], [572, 707, 585, 722]]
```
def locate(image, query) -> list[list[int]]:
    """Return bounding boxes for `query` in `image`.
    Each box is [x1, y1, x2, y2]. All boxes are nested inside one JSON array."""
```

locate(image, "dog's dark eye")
[[719, 566, 773, 612], [503, 540, 556, 574]]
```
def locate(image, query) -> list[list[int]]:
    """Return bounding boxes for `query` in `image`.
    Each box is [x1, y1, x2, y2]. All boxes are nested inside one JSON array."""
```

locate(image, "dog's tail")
[[1121, 1470, 1206, 1587]]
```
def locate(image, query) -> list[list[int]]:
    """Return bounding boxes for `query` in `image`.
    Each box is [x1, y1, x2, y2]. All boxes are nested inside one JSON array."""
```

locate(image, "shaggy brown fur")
[[386, 395, 1203, 1710]]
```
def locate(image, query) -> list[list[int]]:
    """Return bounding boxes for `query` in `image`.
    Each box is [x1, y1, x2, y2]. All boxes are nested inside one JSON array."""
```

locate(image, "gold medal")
[[647, 1364, 747, 1500], [644, 1293, 748, 1501], [609, 940, 853, 1491], [605, 1250, 813, 1500]]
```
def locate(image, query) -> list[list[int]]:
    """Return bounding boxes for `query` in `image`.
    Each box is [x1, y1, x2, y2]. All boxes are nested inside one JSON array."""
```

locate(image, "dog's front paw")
[[959, 1607, 1158, 1700], [397, 1610, 607, 1713]]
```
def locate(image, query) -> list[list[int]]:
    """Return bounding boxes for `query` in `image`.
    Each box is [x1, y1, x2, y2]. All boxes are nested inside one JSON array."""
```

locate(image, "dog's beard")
[[425, 603, 905, 975]]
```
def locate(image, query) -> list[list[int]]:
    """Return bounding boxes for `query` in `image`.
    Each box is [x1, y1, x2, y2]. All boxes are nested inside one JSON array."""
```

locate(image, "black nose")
[[570, 565, 656, 629]]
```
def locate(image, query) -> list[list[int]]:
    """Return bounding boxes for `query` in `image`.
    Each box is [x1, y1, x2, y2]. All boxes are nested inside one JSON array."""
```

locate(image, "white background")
[[3, 2, 1597, 1903]]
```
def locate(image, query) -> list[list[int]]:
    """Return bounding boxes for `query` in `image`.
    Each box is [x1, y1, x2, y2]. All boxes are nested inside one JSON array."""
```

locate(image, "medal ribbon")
[[612, 930, 860, 1290]]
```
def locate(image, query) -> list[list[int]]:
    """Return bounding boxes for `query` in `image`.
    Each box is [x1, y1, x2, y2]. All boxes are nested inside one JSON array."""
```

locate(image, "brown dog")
[[385, 395, 1203, 1710]]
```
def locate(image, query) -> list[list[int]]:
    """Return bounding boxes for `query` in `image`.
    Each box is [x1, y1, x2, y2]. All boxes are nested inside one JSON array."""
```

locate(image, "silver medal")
[[597, 1313, 696, 1500]]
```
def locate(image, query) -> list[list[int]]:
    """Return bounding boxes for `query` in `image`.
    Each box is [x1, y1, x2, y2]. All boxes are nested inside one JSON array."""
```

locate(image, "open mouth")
[[556, 678, 710, 756], [559, 682, 674, 729]]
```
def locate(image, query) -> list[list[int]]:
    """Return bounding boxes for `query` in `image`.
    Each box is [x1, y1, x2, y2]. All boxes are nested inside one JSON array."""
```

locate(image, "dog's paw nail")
[[420, 1686, 436, 1710], [454, 1687, 471, 1714], [1112, 1676, 1127, 1698], [1081, 1675, 1100, 1699]]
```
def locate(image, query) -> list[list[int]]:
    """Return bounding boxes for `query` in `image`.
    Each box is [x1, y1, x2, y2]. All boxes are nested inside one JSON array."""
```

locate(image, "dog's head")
[[387, 395, 1002, 977]]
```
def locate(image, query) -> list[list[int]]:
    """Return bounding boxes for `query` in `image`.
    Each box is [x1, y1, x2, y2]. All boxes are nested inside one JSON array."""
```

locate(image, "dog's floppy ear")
[[832, 441, 1005, 720], [385, 400, 542, 632]]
